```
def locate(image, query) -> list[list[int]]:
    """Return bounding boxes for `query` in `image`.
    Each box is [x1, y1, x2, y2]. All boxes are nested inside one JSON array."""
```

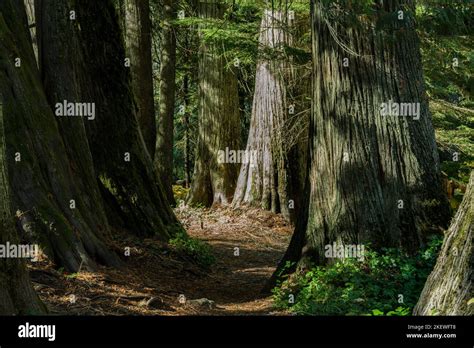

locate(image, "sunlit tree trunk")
[[270, 0, 450, 282], [233, 9, 296, 221], [188, 0, 241, 206], [414, 171, 473, 316]]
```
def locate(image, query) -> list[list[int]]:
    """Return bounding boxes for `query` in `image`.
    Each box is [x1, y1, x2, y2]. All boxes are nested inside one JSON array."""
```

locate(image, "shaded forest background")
[[0, 0, 472, 316]]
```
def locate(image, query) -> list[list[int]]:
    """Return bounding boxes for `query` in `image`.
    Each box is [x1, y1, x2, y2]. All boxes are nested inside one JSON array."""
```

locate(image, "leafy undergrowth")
[[172, 185, 190, 202], [432, 99, 474, 185], [421, 35, 473, 105], [272, 236, 443, 316], [420, 32, 473, 208], [169, 230, 216, 268]]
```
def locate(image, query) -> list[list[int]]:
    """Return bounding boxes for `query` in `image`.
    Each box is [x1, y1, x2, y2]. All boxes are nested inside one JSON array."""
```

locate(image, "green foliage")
[[430, 100, 473, 187], [421, 35, 473, 104], [368, 306, 410, 316], [169, 230, 215, 268], [272, 236, 443, 316], [152, 0, 311, 184], [416, 0, 473, 36], [418, 3, 474, 192], [56, 267, 79, 279], [174, 3, 260, 69], [173, 185, 190, 202]]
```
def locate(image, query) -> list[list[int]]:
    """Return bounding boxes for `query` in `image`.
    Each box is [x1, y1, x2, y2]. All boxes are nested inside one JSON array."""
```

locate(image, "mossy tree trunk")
[[414, 171, 473, 316], [36, 0, 122, 270], [271, 0, 450, 281], [68, 0, 179, 238], [123, 0, 156, 157], [155, 0, 177, 205], [187, 0, 241, 206], [1, 0, 119, 272], [232, 9, 296, 222], [0, 90, 45, 315]]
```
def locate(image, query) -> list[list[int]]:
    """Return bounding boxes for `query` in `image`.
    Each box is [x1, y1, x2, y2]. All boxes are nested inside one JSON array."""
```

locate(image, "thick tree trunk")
[[187, 0, 241, 206], [232, 10, 295, 222], [36, 0, 122, 270], [123, 0, 156, 157], [79, 0, 179, 238], [414, 171, 473, 316], [35, 0, 178, 239], [155, 0, 177, 205], [271, 0, 450, 281], [0, 92, 45, 315], [1, 0, 119, 272]]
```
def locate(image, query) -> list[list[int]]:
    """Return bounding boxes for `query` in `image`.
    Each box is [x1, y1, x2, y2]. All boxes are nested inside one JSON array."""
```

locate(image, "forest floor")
[[28, 206, 293, 315]]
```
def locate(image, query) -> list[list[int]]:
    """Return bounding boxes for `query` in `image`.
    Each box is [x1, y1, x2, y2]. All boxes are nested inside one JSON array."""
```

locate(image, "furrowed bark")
[[0, 83, 45, 315], [270, 0, 450, 283], [187, 0, 241, 207], [72, 0, 179, 238], [233, 9, 296, 222], [414, 171, 473, 316], [0, 0, 118, 272], [36, 0, 122, 270]]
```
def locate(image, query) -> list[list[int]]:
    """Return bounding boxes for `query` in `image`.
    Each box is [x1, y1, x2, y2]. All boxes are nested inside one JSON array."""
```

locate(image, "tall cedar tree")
[[187, 0, 241, 206], [36, 0, 179, 241], [2, 0, 119, 272], [123, 0, 156, 157], [155, 0, 177, 205], [270, 0, 450, 282], [233, 9, 296, 222], [0, 25, 45, 312], [0, 97, 44, 314]]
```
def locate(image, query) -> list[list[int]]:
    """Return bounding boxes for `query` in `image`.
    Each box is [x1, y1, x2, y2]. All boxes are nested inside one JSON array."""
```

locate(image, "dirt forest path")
[[175, 207, 292, 314], [30, 207, 293, 315]]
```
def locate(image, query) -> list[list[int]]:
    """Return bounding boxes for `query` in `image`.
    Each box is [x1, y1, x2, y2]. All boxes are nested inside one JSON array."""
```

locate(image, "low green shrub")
[[272, 236, 443, 316], [172, 185, 190, 203], [169, 231, 215, 268]]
